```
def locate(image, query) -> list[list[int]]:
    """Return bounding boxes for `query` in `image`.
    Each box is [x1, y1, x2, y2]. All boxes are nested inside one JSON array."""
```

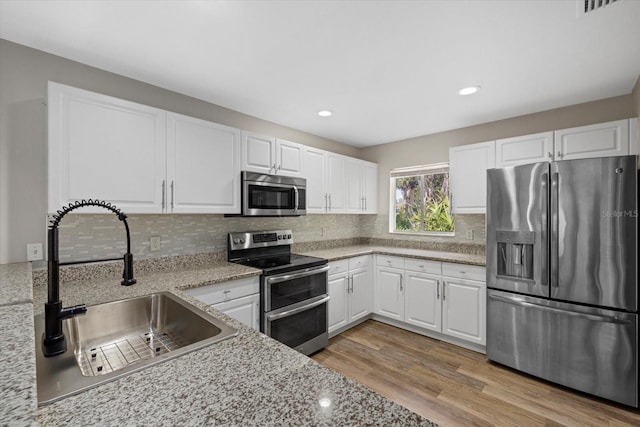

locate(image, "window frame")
[[389, 163, 455, 236]]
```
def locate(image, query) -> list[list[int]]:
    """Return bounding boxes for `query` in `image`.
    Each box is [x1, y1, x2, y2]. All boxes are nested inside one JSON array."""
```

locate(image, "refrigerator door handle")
[[488, 292, 632, 326], [540, 172, 549, 287], [550, 171, 559, 288]]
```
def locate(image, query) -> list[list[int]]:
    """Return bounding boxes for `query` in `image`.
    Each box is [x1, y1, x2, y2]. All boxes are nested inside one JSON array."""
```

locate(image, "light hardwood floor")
[[311, 320, 640, 426]]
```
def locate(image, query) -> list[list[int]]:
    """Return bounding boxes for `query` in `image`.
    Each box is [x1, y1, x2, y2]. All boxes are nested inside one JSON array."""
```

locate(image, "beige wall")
[[0, 39, 360, 264], [363, 94, 635, 215]]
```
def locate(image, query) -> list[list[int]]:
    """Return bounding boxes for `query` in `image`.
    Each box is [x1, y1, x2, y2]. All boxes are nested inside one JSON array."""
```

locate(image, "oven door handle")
[[265, 265, 330, 285], [266, 295, 330, 321]]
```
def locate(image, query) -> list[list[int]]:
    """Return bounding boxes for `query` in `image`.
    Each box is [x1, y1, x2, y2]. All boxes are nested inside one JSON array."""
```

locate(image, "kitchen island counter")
[[2, 260, 435, 426]]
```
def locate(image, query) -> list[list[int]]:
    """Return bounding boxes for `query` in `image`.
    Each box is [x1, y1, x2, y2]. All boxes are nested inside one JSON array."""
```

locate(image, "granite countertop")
[[299, 245, 486, 267], [1, 256, 437, 426]]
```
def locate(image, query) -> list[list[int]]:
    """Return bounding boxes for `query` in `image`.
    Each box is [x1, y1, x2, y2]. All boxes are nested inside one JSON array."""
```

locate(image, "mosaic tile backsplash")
[[39, 212, 485, 265]]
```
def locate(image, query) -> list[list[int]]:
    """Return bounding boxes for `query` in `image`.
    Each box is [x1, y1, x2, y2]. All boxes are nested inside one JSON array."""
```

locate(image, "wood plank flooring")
[[311, 320, 640, 426]]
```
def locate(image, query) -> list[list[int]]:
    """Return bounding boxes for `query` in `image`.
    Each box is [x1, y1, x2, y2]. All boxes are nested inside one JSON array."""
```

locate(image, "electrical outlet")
[[150, 236, 161, 251], [27, 243, 43, 261], [465, 229, 474, 240]]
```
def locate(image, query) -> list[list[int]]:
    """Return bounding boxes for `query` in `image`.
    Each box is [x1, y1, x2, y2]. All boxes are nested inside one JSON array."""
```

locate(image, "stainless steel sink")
[[34, 292, 237, 405]]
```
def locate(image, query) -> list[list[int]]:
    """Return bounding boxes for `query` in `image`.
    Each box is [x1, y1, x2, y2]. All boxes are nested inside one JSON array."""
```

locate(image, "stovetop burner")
[[227, 230, 328, 276]]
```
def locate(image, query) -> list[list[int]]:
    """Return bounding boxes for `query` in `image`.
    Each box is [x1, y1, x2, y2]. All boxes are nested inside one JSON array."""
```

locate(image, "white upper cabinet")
[[345, 157, 363, 213], [48, 82, 242, 215], [326, 152, 346, 213], [449, 140, 495, 214], [275, 138, 305, 177], [495, 132, 553, 168], [495, 119, 635, 169], [345, 159, 378, 214], [167, 113, 241, 214], [631, 118, 639, 157], [362, 161, 378, 214], [241, 132, 276, 174], [303, 146, 328, 213], [48, 82, 166, 214], [554, 119, 630, 161], [241, 132, 304, 177]]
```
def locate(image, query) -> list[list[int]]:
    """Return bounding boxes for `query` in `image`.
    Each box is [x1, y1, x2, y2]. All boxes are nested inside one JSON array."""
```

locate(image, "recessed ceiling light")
[[317, 110, 332, 117], [458, 86, 480, 96]]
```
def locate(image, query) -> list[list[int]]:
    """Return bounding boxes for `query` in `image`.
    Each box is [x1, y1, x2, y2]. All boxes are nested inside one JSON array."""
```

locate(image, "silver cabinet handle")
[[442, 281, 446, 300], [170, 180, 175, 210], [267, 295, 330, 321], [328, 193, 332, 210], [277, 164, 281, 173], [557, 151, 563, 159], [271, 163, 277, 172], [548, 152, 553, 159], [436, 280, 440, 299], [399, 275, 403, 292], [364, 197, 367, 211], [324, 193, 328, 212], [161, 180, 166, 211]]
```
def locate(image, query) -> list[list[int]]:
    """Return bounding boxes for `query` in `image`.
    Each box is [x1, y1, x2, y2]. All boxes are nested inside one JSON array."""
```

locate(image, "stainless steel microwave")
[[241, 171, 306, 216]]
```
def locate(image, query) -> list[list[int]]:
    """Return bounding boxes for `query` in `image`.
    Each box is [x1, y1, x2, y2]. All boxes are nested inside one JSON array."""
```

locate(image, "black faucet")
[[42, 199, 136, 357]]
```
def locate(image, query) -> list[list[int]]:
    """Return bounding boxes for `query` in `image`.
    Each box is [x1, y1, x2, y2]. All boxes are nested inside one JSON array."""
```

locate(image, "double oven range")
[[228, 230, 329, 355]]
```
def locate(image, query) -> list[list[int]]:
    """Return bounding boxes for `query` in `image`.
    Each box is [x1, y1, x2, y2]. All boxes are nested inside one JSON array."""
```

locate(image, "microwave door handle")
[[293, 185, 299, 213]]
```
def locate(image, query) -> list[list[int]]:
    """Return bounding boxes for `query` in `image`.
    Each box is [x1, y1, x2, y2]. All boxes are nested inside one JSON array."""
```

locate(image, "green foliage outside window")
[[394, 171, 454, 233]]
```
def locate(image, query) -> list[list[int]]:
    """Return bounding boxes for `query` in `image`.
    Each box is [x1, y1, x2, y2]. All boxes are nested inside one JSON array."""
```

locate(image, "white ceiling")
[[1, 1, 639, 147]]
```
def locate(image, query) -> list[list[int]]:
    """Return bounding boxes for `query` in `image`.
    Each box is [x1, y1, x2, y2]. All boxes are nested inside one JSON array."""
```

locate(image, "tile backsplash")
[[45, 212, 485, 264]]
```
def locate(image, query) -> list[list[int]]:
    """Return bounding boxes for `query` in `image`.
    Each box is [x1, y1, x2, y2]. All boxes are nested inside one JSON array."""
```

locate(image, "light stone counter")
[[299, 245, 486, 266], [2, 260, 435, 426]]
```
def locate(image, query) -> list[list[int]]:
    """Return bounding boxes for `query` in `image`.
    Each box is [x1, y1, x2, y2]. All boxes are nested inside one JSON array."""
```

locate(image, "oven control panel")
[[228, 230, 293, 250]]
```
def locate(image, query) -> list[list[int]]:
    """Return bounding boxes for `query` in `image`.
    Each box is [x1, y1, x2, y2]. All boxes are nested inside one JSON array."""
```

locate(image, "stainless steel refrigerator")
[[486, 155, 638, 407]]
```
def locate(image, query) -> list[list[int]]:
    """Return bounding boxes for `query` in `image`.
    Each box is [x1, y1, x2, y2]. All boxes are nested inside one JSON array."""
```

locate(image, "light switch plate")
[[150, 236, 161, 251], [465, 229, 474, 240], [27, 243, 43, 261]]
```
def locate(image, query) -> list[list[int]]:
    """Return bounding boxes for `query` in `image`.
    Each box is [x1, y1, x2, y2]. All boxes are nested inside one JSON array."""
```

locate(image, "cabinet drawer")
[[185, 276, 260, 305], [404, 258, 441, 275], [442, 263, 486, 282], [376, 255, 405, 269], [329, 259, 349, 276], [348, 255, 370, 270]]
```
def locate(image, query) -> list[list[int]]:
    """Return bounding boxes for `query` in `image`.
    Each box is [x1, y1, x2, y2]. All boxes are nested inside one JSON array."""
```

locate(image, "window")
[[390, 163, 454, 234]]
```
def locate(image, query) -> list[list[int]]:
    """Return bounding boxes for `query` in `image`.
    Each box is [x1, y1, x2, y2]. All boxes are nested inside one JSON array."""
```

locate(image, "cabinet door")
[[345, 158, 363, 213], [362, 161, 378, 214], [554, 119, 629, 160], [449, 140, 495, 214], [328, 272, 349, 334], [326, 152, 346, 213], [275, 139, 304, 177], [495, 132, 553, 167], [630, 118, 638, 157], [167, 113, 241, 213], [375, 267, 404, 320], [404, 272, 441, 332], [441, 277, 486, 345], [48, 82, 166, 213], [303, 146, 327, 213], [242, 131, 276, 174], [212, 294, 260, 331], [349, 267, 371, 323]]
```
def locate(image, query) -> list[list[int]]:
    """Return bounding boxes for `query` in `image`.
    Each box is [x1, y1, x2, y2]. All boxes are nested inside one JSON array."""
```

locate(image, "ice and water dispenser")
[[495, 230, 534, 281]]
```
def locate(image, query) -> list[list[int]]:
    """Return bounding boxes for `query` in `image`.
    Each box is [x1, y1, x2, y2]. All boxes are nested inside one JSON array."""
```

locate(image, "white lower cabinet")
[[374, 255, 486, 349], [185, 276, 260, 331], [328, 256, 372, 335], [212, 294, 260, 331], [441, 263, 486, 346], [405, 271, 441, 332]]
